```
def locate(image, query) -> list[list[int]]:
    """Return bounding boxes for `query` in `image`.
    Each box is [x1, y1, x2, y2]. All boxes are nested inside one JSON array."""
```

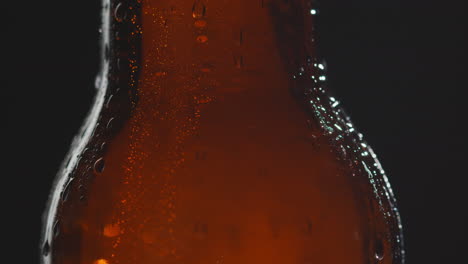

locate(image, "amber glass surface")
[[41, 1, 404, 264]]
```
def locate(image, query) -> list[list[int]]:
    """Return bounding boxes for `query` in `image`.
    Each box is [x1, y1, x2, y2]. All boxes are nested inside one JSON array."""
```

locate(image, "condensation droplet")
[[94, 259, 109, 264], [103, 223, 121, 237], [105, 95, 114, 109], [104, 45, 110, 61], [78, 184, 86, 201], [53, 220, 60, 238], [114, 3, 128, 22], [117, 57, 127, 70], [42, 240, 50, 256], [196, 35, 208, 43], [155, 71, 167, 77], [375, 238, 385, 261], [100, 142, 107, 152], [304, 218, 313, 236], [106, 117, 115, 130], [234, 55, 244, 69], [195, 151, 207, 161], [61, 178, 74, 202], [94, 158, 105, 174], [200, 63, 213, 73], [194, 20, 207, 28], [193, 222, 208, 239], [95, 74, 102, 89], [306, 133, 321, 149], [192, 0, 206, 19]]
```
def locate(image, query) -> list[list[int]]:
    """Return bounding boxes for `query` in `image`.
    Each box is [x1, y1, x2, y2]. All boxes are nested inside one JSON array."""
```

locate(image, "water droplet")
[[196, 35, 208, 43], [100, 142, 107, 152], [234, 55, 244, 69], [194, 20, 207, 28], [106, 118, 115, 130], [78, 184, 86, 201], [155, 71, 167, 77], [42, 240, 50, 256], [193, 222, 208, 239], [104, 45, 110, 61], [200, 63, 213, 73], [103, 223, 120, 237], [61, 178, 75, 202], [195, 151, 207, 160], [306, 133, 321, 149], [375, 239, 385, 261], [95, 74, 102, 89], [94, 158, 105, 174], [65, 156, 72, 167], [302, 218, 313, 236], [117, 58, 127, 70], [192, 0, 206, 19], [141, 229, 157, 244], [53, 220, 60, 238], [94, 259, 109, 264], [114, 3, 128, 22]]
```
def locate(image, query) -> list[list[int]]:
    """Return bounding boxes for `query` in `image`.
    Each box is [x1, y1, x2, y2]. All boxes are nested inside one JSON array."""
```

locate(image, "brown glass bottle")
[[41, 1, 404, 264]]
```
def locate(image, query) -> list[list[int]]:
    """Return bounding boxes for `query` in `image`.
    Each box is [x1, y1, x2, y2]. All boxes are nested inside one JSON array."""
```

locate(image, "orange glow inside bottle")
[[41, 1, 405, 264]]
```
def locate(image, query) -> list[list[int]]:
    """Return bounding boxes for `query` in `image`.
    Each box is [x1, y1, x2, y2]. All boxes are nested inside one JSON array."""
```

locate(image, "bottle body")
[[42, 1, 404, 264]]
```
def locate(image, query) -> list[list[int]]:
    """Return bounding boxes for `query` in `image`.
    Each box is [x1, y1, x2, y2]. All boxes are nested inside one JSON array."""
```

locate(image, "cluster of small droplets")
[[296, 52, 404, 262], [192, 0, 208, 44]]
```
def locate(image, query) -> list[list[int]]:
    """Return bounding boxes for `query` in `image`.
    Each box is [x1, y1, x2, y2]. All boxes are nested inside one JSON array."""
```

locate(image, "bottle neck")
[[98, 0, 321, 136], [101, 0, 318, 94]]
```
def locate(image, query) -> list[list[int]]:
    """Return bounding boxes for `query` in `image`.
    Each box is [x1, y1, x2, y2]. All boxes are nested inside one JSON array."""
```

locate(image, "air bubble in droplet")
[[94, 158, 105, 174], [42, 240, 50, 256], [310, 9, 318, 15], [192, 1, 206, 19]]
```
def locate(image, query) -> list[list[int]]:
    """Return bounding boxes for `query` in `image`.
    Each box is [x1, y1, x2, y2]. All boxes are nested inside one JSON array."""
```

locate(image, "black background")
[[4, 0, 467, 263]]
